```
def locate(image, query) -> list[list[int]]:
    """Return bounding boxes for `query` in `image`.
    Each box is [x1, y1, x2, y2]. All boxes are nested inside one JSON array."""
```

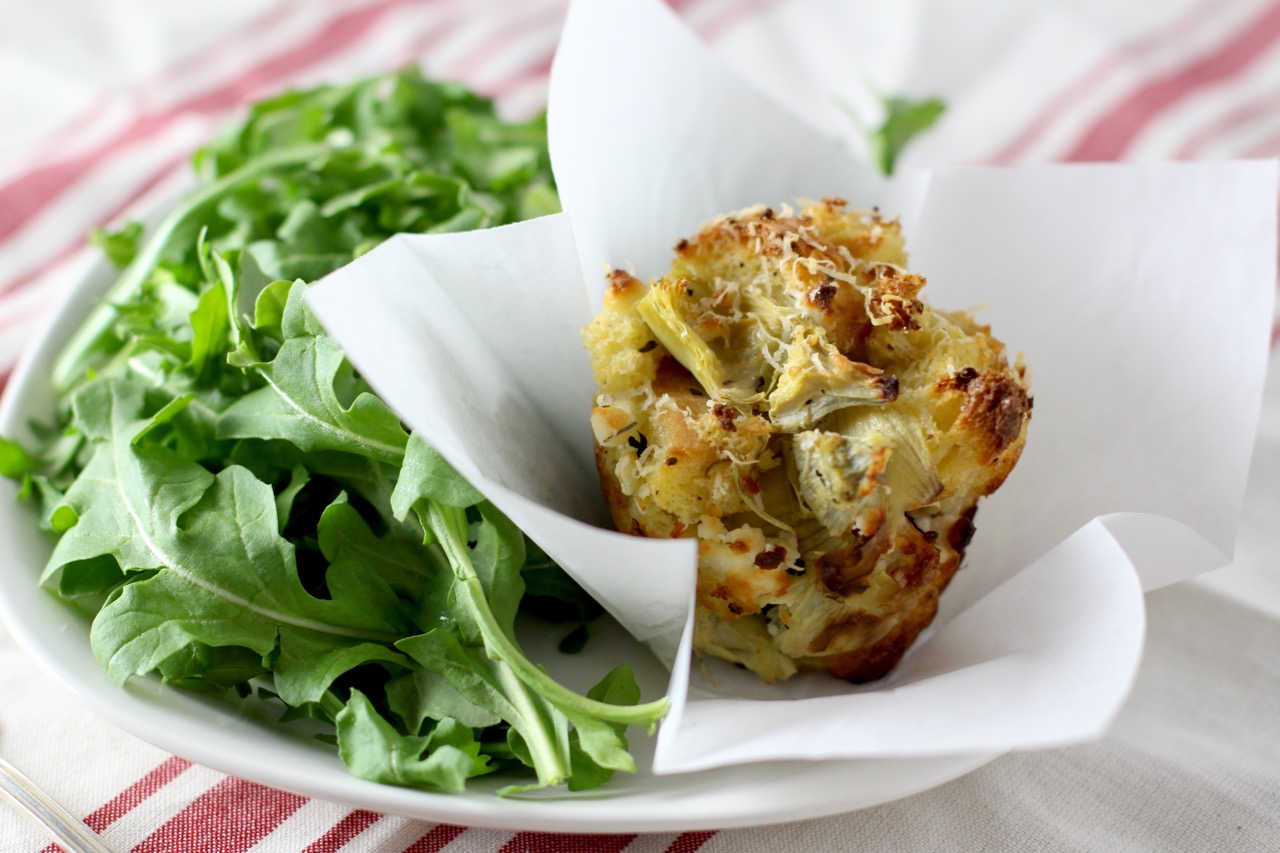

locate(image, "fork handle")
[[0, 756, 119, 853]]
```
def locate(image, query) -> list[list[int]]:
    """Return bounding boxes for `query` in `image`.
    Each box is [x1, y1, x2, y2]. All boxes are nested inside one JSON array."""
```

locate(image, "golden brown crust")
[[956, 370, 1032, 467], [583, 200, 1031, 683], [822, 599, 933, 682]]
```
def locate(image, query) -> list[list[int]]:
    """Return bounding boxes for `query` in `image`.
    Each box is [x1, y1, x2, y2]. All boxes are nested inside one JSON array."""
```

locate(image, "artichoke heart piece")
[[635, 280, 766, 405], [829, 407, 943, 516], [634, 275, 773, 402], [767, 330, 898, 433], [791, 430, 891, 551], [790, 406, 943, 554]]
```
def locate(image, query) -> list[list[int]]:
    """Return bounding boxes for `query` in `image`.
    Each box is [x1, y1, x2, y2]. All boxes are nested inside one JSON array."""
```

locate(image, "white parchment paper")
[[307, 0, 1276, 774]]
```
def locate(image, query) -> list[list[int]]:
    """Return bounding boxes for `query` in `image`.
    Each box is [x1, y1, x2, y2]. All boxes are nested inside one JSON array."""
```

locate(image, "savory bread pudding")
[[583, 199, 1031, 682]]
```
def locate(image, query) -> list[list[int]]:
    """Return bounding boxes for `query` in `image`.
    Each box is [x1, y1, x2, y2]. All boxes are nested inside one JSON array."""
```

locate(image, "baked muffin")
[[583, 199, 1031, 682]]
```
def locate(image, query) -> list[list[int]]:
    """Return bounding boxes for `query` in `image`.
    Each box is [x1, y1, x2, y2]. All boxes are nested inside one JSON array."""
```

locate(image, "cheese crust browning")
[[583, 199, 1031, 682]]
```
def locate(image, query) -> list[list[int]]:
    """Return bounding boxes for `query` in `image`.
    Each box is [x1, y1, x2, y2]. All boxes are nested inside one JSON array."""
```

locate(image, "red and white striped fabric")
[[2, 0, 1279, 850]]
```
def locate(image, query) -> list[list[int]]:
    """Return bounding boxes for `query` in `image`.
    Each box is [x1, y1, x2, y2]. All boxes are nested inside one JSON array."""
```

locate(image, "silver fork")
[[0, 754, 119, 853]]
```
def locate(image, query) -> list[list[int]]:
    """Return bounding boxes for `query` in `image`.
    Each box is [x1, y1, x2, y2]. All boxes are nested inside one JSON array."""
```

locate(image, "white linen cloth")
[[1, 0, 1278, 849]]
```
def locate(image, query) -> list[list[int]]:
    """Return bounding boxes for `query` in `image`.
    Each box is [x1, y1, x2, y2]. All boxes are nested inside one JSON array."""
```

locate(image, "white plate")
[[0, 255, 995, 833]]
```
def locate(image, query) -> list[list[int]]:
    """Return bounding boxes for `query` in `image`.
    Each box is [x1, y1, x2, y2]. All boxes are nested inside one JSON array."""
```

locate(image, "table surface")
[[2, 0, 1279, 850]]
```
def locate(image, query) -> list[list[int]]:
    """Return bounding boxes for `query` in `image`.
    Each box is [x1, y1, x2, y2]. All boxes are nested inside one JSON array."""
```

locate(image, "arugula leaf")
[[156, 642, 267, 692], [187, 244, 235, 379], [337, 690, 491, 792], [469, 502, 527, 639], [273, 630, 408, 707], [315, 493, 451, 626], [385, 666, 502, 732], [567, 666, 643, 791], [392, 434, 484, 512], [219, 282, 409, 464], [90, 222, 143, 270], [870, 95, 946, 176], [46, 380, 213, 591], [273, 465, 311, 531], [0, 436, 37, 478]]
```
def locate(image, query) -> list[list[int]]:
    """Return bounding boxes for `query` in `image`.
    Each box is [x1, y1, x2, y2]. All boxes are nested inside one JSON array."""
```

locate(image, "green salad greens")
[[839, 89, 947, 176], [870, 95, 946, 176], [3, 68, 666, 794]]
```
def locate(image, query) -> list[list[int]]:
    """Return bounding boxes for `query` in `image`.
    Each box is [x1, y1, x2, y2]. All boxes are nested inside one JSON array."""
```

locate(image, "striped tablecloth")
[[2, 0, 1279, 850]]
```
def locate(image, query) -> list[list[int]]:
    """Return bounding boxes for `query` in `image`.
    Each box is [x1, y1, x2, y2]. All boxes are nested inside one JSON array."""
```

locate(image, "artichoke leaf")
[[767, 330, 898, 433], [829, 408, 943, 516], [635, 282, 763, 405], [791, 429, 892, 546]]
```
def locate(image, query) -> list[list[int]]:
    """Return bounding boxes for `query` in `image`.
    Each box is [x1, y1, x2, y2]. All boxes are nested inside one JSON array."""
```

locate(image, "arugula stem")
[[492, 659, 570, 786], [51, 143, 332, 392], [425, 503, 668, 729], [428, 503, 571, 786], [319, 690, 346, 722]]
